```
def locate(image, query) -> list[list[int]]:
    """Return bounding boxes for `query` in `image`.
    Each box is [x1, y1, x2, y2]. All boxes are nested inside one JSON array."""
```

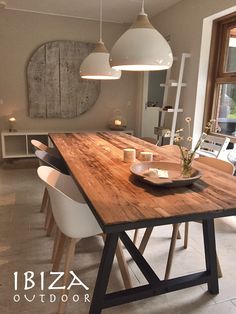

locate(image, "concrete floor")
[[0, 160, 236, 314]]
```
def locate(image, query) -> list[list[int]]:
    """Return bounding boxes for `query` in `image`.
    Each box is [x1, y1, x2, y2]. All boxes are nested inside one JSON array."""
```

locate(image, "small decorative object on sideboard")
[[109, 110, 127, 131], [9, 117, 17, 132], [174, 117, 215, 177]]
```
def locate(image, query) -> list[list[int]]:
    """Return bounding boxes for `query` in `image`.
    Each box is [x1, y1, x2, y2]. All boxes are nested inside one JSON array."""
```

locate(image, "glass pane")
[[226, 27, 236, 73], [146, 71, 167, 107], [216, 83, 236, 135]]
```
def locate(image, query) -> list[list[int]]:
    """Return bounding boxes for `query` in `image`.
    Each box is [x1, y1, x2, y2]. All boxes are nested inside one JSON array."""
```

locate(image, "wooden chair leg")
[[46, 210, 55, 237], [58, 238, 77, 314], [184, 222, 189, 249], [52, 232, 67, 272], [216, 253, 223, 278], [52, 227, 61, 263], [164, 223, 181, 280], [40, 188, 48, 213], [133, 229, 139, 246], [177, 228, 181, 239], [43, 198, 50, 229], [101, 234, 132, 289], [115, 240, 132, 289], [139, 227, 153, 255]]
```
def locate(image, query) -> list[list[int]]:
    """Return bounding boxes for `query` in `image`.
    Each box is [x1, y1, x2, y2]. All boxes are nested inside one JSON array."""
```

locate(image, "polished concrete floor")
[[0, 160, 236, 314]]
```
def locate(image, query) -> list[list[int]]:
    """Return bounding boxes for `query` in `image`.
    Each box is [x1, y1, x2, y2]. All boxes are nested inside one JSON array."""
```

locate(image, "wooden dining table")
[[49, 131, 236, 314]]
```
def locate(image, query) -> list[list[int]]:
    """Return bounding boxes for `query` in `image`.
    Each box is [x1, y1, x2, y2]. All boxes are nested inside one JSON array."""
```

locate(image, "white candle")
[[114, 119, 122, 126], [123, 148, 136, 163], [140, 151, 153, 162]]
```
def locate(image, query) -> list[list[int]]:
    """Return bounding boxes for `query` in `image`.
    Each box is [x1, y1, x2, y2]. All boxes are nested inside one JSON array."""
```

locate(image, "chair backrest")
[[161, 144, 180, 155], [141, 137, 157, 145], [31, 139, 48, 152], [198, 135, 230, 158], [37, 166, 102, 238], [35, 150, 69, 175], [196, 156, 235, 175], [228, 150, 236, 165], [31, 139, 60, 158]]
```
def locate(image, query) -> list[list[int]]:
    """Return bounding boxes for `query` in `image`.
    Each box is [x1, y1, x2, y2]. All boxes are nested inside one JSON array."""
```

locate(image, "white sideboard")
[[1, 130, 134, 159], [1, 131, 50, 158]]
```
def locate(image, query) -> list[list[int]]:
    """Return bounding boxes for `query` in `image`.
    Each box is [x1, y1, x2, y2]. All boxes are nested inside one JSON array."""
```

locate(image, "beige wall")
[[151, 0, 236, 134], [0, 10, 137, 146]]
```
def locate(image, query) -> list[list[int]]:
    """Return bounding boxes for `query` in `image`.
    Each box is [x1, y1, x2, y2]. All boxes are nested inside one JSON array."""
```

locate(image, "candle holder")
[[9, 117, 17, 132], [123, 148, 136, 163], [140, 151, 153, 162], [108, 110, 127, 131]]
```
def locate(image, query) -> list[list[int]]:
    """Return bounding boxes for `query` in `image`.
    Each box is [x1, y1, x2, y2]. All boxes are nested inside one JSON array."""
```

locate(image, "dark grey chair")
[[35, 150, 69, 175], [31, 139, 61, 159]]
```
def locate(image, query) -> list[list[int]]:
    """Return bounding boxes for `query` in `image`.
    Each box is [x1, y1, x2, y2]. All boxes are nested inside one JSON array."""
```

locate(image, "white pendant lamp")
[[80, 0, 121, 80], [110, 0, 173, 71]]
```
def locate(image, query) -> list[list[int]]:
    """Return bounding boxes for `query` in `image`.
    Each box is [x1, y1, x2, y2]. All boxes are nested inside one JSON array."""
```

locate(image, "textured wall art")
[[27, 41, 100, 118]]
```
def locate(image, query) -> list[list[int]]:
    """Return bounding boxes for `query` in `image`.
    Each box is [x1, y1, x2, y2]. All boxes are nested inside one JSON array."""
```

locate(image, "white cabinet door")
[[141, 107, 159, 138]]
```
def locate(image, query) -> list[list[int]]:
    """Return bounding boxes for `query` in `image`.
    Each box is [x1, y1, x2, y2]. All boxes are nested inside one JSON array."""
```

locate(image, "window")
[[204, 12, 236, 138]]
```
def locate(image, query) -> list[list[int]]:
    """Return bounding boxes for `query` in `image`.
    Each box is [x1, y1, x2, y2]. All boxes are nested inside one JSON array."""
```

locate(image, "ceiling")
[[3, 0, 182, 24]]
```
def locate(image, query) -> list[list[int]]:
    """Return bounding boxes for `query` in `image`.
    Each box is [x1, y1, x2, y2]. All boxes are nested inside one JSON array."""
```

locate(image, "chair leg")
[[164, 223, 181, 280], [139, 227, 153, 255], [40, 188, 48, 213], [216, 253, 223, 278], [177, 227, 181, 239], [166, 221, 222, 280], [184, 222, 189, 249], [52, 227, 61, 263], [46, 205, 55, 237], [115, 240, 132, 289], [58, 238, 77, 314], [52, 232, 67, 272], [43, 199, 50, 229], [101, 234, 132, 289], [133, 229, 139, 246]]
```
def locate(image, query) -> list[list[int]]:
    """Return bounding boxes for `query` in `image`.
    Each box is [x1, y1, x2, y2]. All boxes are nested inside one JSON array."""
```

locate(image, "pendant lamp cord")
[[99, 0, 103, 42], [141, 0, 145, 14]]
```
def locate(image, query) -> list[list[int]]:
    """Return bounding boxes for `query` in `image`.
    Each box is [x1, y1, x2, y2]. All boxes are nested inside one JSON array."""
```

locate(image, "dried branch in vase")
[[174, 117, 216, 177]]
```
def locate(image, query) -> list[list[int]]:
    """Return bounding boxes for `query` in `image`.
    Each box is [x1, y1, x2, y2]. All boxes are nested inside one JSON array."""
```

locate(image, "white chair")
[[196, 156, 235, 175], [141, 137, 158, 145], [37, 166, 131, 314], [134, 152, 235, 280], [164, 156, 235, 280], [197, 135, 230, 159], [227, 148, 236, 166], [34, 149, 69, 237], [133, 144, 182, 247]]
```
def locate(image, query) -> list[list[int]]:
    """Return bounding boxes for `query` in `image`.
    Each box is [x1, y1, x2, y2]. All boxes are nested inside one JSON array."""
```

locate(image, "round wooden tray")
[[130, 161, 201, 187]]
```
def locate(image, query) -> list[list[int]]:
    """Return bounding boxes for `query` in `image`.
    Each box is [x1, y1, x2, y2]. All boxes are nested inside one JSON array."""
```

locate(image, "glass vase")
[[181, 158, 193, 178]]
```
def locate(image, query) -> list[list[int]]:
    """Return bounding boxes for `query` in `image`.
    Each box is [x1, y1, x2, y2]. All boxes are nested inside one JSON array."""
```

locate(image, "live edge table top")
[[49, 132, 236, 233]]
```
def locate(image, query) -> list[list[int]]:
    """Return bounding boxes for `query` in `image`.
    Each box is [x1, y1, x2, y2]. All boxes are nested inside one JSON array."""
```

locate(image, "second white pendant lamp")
[[80, 0, 121, 80], [110, 0, 173, 71]]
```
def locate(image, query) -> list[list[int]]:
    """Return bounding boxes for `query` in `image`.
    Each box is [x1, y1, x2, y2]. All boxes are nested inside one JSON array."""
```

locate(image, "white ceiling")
[[3, 0, 182, 23]]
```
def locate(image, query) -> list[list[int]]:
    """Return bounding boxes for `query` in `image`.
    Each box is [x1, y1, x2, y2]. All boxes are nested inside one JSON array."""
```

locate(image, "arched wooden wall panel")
[[27, 41, 100, 118]]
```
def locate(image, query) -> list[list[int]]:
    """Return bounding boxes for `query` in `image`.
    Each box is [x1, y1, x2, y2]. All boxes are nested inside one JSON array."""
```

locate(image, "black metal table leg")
[[202, 219, 219, 294], [89, 220, 220, 313], [89, 233, 119, 314]]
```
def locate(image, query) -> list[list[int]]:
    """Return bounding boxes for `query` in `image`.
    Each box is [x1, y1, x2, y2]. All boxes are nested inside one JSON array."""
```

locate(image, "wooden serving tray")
[[130, 161, 201, 187]]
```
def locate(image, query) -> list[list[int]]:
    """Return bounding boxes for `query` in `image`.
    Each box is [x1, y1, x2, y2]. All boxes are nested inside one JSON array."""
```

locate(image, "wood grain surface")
[[27, 41, 101, 118], [49, 132, 236, 230]]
